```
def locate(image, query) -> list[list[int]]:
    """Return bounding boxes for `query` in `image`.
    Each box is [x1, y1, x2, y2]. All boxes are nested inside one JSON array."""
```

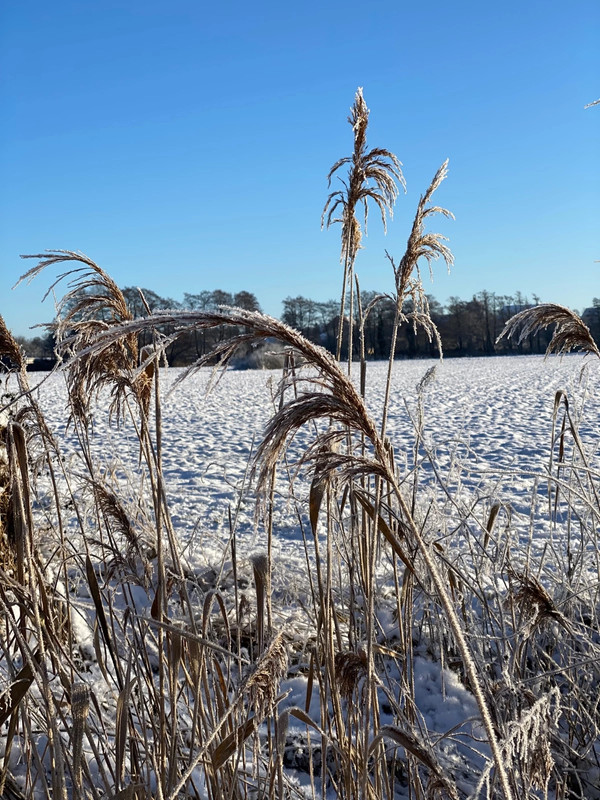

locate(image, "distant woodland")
[[14, 286, 600, 367]]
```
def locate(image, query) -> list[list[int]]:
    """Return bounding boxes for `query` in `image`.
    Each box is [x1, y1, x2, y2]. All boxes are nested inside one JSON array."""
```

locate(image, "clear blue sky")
[[1, 0, 598, 338]]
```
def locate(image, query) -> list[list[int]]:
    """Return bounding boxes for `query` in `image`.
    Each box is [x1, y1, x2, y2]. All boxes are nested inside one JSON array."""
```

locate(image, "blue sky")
[[1, 0, 598, 338]]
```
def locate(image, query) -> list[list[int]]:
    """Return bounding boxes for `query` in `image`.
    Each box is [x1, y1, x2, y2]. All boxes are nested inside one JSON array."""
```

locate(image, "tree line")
[[283, 290, 599, 360], [14, 286, 600, 366]]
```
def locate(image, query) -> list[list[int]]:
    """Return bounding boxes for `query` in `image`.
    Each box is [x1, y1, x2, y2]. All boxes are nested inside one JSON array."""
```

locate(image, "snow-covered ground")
[[25, 353, 600, 553], [6, 353, 600, 798]]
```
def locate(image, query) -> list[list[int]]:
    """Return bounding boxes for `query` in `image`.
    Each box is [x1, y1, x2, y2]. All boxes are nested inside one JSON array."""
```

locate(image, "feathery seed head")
[[335, 649, 368, 700], [322, 88, 405, 266], [393, 159, 454, 300], [246, 631, 288, 718], [497, 303, 600, 359]]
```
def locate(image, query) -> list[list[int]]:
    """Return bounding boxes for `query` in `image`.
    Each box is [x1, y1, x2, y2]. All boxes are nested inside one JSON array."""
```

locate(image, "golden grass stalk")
[[497, 303, 600, 359]]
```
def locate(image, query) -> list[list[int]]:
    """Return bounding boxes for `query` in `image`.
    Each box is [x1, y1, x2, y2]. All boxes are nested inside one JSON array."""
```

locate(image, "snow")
[[25, 354, 600, 551], [4, 353, 600, 797]]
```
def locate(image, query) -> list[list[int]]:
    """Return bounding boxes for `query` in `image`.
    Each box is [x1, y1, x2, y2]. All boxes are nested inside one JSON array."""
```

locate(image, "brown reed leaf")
[[85, 555, 123, 686], [0, 679, 33, 728], [115, 670, 137, 790], [309, 470, 327, 536], [70, 682, 90, 793], [370, 725, 459, 800], [497, 303, 600, 359], [353, 490, 416, 575], [210, 717, 256, 771], [251, 552, 269, 654]]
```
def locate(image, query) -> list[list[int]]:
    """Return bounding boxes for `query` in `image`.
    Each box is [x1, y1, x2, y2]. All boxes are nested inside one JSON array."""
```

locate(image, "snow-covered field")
[[6, 353, 600, 798], [27, 353, 600, 554]]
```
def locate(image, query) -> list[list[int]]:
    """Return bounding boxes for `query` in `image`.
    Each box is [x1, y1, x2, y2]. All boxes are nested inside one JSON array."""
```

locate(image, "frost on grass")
[[2, 355, 600, 798]]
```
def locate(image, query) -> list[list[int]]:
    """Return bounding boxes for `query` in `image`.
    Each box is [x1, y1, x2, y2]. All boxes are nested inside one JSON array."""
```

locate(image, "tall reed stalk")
[[323, 87, 404, 368]]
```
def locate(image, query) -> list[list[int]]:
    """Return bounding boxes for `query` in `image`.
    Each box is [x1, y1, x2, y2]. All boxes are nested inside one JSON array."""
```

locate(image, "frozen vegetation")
[[2, 353, 600, 799]]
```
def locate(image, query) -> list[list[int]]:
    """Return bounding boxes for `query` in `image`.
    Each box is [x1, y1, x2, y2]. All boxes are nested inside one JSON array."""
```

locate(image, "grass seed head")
[[322, 87, 405, 266], [0, 316, 26, 373], [334, 649, 368, 700], [497, 303, 600, 359], [246, 631, 288, 719]]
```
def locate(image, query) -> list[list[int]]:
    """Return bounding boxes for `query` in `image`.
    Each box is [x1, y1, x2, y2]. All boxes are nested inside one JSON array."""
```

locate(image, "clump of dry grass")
[[29, 298, 516, 798]]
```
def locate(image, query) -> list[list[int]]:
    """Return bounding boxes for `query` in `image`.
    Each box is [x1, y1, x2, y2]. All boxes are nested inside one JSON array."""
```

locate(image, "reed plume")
[[246, 631, 288, 719], [391, 159, 453, 300], [16, 251, 148, 422], [0, 316, 27, 376], [322, 88, 404, 362], [380, 160, 453, 438], [497, 303, 600, 359]]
